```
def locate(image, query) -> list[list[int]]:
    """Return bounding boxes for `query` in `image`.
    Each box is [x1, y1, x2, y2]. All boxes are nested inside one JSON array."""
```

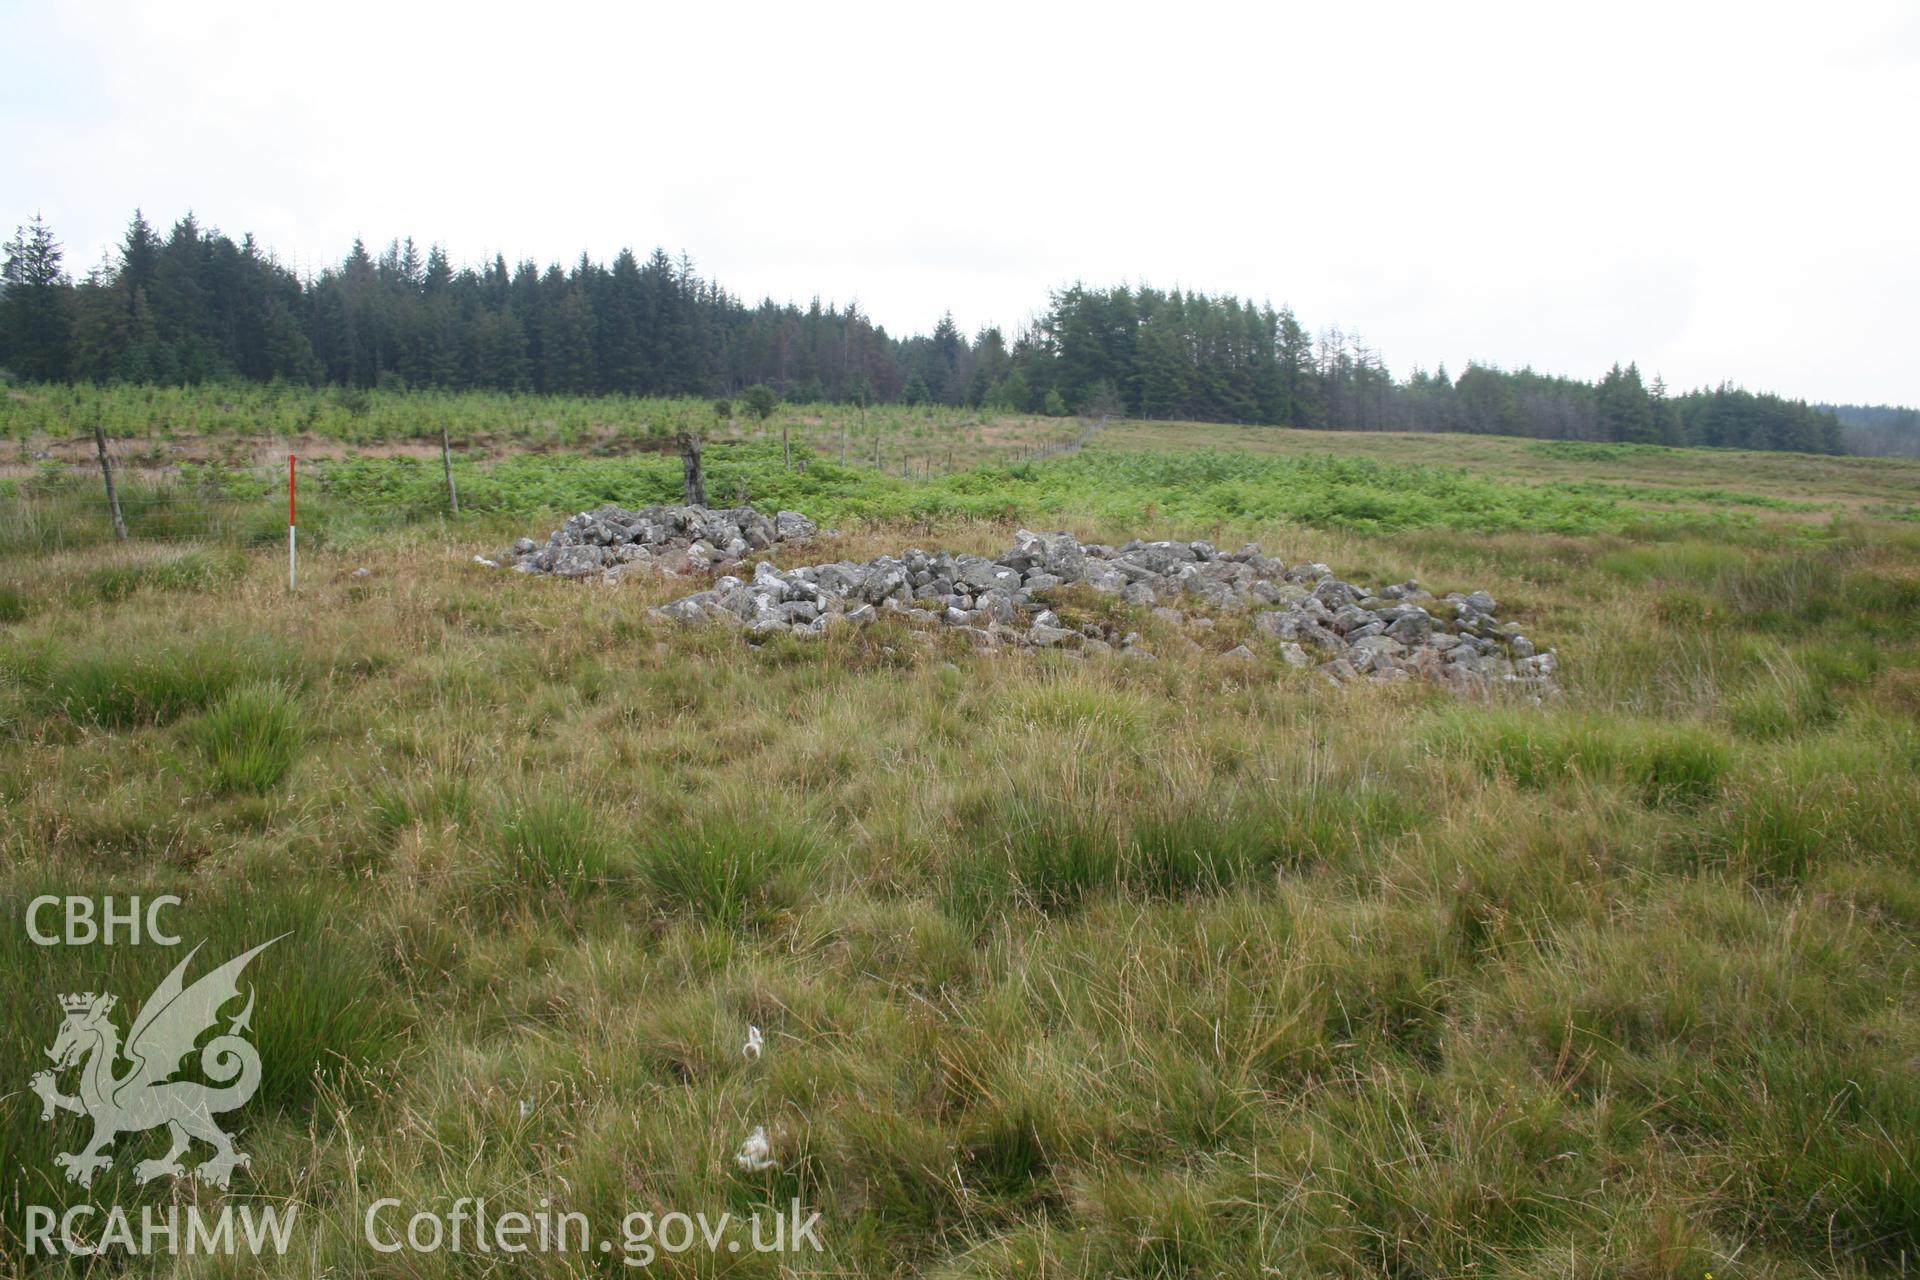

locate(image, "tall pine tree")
[[1, 214, 72, 381]]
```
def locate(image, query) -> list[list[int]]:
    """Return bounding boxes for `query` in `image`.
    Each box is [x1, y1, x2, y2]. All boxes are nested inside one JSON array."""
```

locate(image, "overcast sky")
[[4, 0, 1915, 404]]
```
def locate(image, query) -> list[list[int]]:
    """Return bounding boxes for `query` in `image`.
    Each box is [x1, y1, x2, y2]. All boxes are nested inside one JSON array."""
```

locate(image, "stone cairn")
[[533, 520, 1555, 698], [488, 506, 1554, 694], [489, 504, 822, 580]]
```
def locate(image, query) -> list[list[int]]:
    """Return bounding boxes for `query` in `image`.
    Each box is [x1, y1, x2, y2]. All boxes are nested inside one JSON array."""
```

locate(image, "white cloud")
[[3, 0, 1915, 402]]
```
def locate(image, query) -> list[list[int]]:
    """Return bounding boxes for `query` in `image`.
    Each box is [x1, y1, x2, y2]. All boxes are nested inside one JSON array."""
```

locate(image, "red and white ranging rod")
[[288, 454, 297, 591]]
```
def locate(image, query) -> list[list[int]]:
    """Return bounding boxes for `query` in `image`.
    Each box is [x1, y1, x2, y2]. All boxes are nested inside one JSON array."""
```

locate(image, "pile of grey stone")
[[649, 527, 1557, 695], [490, 505, 821, 579]]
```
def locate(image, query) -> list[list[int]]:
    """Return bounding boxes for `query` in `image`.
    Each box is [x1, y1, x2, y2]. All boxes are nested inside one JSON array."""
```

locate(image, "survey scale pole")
[[288, 454, 297, 591]]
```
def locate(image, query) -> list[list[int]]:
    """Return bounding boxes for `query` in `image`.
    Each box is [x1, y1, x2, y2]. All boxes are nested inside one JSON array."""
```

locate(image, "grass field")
[[2, 401, 1918, 1276]]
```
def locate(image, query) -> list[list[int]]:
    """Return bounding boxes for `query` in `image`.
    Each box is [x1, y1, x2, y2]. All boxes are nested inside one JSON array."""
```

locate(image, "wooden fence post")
[[441, 421, 460, 515], [92, 423, 127, 541], [679, 431, 707, 507]]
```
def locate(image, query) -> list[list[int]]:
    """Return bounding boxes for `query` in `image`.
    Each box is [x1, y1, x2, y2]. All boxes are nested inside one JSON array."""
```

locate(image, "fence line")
[[2, 413, 1117, 559]]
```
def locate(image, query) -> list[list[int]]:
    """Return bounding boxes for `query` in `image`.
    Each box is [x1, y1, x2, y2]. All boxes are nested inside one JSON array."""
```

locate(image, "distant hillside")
[[1820, 403, 1920, 457]]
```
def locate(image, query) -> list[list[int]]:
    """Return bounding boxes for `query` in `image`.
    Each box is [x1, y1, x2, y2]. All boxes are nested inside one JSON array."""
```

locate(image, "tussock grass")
[[4, 626, 302, 728], [943, 778, 1414, 921], [84, 547, 247, 603], [487, 790, 622, 897], [368, 770, 474, 842], [1728, 650, 1840, 738], [1599, 538, 1751, 585], [1424, 705, 1732, 807], [641, 811, 821, 926], [186, 681, 303, 793], [1691, 728, 1920, 883]]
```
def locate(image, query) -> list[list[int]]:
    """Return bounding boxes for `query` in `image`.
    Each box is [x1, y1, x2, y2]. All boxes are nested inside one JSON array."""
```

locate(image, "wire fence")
[[1, 413, 1113, 561], [1, 470, 279, 556]]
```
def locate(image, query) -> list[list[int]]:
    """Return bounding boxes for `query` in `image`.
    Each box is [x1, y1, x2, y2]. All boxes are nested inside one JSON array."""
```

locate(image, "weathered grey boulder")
[[1313, 577, 1357, 610], [860, 562, 909, 603], [1385, 608, 1432, 646], [751, 562, 789, 602], [1030, 623, 1077, 648], [954, 557, 1004, 591], [1253, 610, 1302, 639], [1010, 529, 1087, 578], [552, 545, 607, 577], [775, 511, 818, 541]]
